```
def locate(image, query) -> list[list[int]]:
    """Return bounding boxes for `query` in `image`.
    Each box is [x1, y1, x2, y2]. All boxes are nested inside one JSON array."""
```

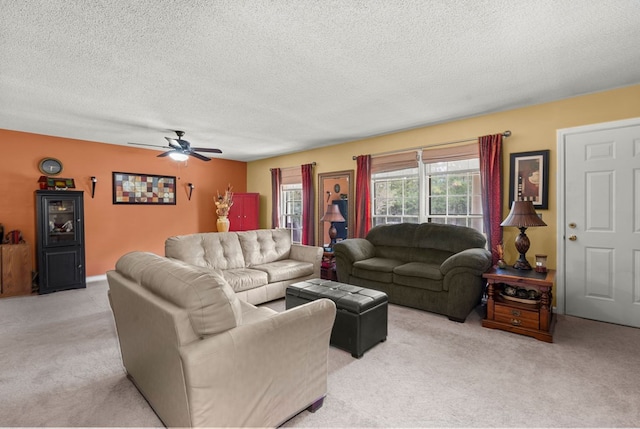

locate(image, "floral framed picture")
[[508, 150, 550, 209], [112, 172, 176, 205]]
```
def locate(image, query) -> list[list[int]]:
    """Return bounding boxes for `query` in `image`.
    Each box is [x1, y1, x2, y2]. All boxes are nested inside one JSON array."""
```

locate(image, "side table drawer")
[[495, 303, 539, 330]]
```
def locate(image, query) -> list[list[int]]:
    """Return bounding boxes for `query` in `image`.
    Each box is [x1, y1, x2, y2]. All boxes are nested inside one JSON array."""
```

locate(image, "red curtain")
[[301, 163, 314, 245], [479, 134, 503, 266], [355, 155, 372, 238], [270, 168, 281, 228]]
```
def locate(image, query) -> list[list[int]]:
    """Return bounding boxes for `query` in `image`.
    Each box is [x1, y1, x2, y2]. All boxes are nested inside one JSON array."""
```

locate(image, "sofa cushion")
[[222, 268, 269, 293], [366, 223, 420, 248], [352, 257, 403, 283], [393, 262, 442, 280], [165, 232, 246, 270], [413, 223, 487, 254], [253, 259, 315, 283], [365, 222, 486, 255], [393, 262, 443, 291], [115, 251, 243, 337], [237, 229, 291, 267], [237, 299, 278, 326]]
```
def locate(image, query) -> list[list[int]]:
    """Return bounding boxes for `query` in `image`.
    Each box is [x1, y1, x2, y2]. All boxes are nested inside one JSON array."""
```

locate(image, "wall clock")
[[38, 158, 63, 176]]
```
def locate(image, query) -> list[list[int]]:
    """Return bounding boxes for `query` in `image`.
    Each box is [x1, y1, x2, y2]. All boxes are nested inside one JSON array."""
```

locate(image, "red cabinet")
[[229, 193, 259, 231]]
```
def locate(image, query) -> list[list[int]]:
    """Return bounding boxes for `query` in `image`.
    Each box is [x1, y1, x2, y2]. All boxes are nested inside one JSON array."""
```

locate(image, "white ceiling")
[[1, 1, 639, 162]]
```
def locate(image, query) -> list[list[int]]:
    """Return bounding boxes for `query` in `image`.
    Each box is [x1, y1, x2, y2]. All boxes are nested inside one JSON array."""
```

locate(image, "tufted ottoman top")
[[287, 278, 387, 314]]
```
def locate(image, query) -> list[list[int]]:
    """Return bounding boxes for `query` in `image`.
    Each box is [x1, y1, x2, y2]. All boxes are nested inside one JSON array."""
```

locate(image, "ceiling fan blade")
[[191, 147, 223, 154], [129, 142, 167, 149], [157, 151, 173, 158], [164, 137, 182, 149], [188, 151, 211, 162]]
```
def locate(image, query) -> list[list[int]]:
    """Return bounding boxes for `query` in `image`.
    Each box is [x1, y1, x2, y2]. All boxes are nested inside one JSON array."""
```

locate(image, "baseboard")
[[87, 274, 107, 284]]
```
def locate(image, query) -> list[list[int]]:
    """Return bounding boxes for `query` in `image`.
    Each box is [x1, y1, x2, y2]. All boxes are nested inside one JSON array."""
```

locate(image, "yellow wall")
[[248, 84, 640, 269]]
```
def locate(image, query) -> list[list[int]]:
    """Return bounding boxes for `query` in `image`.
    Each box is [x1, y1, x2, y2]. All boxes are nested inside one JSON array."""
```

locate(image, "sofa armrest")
[[290, 244, 323, 277], [179, 299, 336, 428], [290, 243, 323, 263], [333, 239, 375, 281], [333, 238, 375, 263], [440, 248, 492, 276]]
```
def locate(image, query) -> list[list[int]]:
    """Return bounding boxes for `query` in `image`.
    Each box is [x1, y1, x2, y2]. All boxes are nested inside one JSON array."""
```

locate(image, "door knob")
[[568, 235, 577, 241]]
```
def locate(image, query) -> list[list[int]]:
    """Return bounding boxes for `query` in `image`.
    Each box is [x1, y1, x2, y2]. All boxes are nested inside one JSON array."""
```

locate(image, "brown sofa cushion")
[[352, 257, 403, 283], [116, 251, 243, 337], [393, 262, 443, 291]]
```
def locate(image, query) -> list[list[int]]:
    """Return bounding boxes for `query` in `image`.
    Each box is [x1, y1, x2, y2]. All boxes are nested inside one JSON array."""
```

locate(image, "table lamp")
[[500, 201, 547, 270], [320, 203, 346, 246]]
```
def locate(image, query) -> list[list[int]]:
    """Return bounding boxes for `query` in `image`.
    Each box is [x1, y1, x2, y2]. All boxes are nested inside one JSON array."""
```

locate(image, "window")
[[280, 184, 302, 243], [425, 158, 483, 231], [372, 168, 419, 226], [371, 145, 484, 233]]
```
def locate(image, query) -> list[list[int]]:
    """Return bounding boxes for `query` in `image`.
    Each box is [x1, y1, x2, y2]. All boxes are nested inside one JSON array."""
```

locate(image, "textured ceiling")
[[1, 1, 639, 161]]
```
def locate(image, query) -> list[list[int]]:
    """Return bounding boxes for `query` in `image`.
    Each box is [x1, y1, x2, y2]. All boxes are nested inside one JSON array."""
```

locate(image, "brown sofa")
[[334, 223, 492, 322], [107, 251, 336, 427]]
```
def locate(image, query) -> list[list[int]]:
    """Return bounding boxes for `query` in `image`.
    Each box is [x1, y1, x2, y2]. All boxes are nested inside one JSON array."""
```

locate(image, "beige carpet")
[[1, 280, 639, 427]]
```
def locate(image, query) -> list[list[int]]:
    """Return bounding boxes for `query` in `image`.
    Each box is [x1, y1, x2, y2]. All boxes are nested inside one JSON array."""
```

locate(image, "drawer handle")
[[511, 310, 521, 317], [510, 318, 522, 326]]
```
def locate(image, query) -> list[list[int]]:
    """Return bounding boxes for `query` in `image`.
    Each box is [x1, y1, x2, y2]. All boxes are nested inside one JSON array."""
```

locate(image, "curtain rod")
[[352, 130, 511, 160], [270, 161, 316, 171]]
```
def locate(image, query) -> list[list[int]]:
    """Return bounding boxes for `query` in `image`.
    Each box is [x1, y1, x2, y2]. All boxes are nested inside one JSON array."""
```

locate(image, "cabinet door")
[[230, 193, 259, 231], [39, 247, 85, 293], [38, 192, 84, 247]]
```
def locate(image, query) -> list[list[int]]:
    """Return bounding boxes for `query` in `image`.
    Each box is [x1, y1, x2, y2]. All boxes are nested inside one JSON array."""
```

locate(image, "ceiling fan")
[[129, 131, 222, 162]]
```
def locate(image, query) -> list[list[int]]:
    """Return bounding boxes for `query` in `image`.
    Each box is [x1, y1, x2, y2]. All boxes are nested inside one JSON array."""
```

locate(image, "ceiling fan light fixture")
[[169, 152, 189, 162]]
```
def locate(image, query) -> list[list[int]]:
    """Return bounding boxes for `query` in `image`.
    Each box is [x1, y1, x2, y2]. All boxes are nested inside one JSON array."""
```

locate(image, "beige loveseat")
[[165, 229, 322, 305], [107, 251, 336, 428]]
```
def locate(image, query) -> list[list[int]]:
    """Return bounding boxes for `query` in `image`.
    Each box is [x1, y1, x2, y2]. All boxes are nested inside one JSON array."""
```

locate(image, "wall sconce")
[[91, 176, 97, 198], [188, 183, 195, 201]]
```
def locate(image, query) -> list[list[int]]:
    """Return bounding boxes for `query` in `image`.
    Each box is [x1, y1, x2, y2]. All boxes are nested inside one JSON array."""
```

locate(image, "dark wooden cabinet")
[[229, 193, 259, 231], [35, 190, 86, 294]]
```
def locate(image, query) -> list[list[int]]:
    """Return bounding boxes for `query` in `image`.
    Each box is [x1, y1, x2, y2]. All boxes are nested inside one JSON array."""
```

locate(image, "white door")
[[560, 119, 640, 328]]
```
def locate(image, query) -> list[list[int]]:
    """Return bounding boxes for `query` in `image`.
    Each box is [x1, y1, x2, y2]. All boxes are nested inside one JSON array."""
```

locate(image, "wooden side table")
[[0, 243, 32, 297], [320, 251, 337, 281], [482, 267, 556, 342]]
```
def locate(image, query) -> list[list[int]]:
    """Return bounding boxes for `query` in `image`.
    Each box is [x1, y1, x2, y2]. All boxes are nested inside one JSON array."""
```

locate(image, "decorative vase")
[[217, 215, 230, 232]]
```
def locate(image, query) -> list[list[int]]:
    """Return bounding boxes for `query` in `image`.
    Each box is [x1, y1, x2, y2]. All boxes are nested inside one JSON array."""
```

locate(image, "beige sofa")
[[107, 251, 336, 428], [165, 229, 322, 305]]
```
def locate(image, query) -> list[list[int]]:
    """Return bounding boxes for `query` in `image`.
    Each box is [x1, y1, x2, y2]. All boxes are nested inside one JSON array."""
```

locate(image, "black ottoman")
[[286, 279, 388, 358]]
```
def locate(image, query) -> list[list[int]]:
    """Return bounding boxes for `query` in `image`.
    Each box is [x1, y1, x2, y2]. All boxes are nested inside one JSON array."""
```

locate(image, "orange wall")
[[0, 130, 246, 276]]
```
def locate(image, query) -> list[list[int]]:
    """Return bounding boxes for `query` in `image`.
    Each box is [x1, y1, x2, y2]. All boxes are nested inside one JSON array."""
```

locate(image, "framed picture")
[[508, 150, 549, 209], [112, 172, 176, 205]]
